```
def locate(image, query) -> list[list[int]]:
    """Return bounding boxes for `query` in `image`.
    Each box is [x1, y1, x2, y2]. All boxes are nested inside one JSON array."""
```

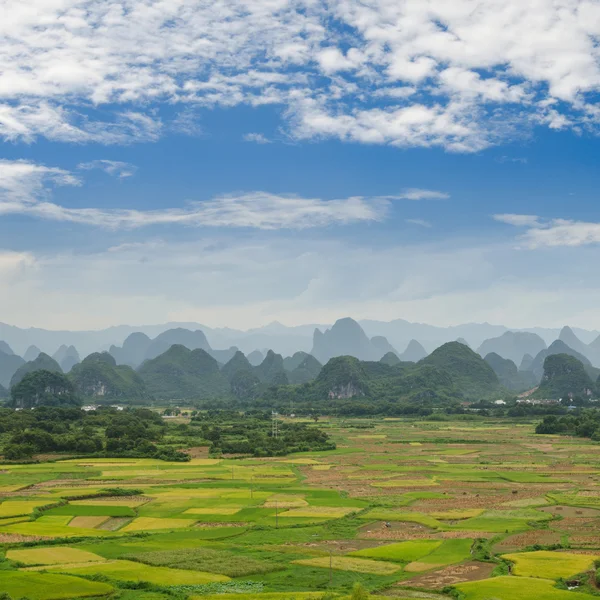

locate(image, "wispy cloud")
[[78, 160, 137, 179], [494, 213, 600, 248], [1, 1, 600, 149], [0, 160, 80, 203], [406, 218, 432, 228], [496, 156, 528, 164], [0, 160, 448, 230], [395, 189, 449, 201], [243, 133, 271, 144], [493, 214, 541, 227]]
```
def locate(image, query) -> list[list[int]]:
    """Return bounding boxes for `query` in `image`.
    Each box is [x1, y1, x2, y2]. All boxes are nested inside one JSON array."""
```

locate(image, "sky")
[[2, 0, 600, 331]]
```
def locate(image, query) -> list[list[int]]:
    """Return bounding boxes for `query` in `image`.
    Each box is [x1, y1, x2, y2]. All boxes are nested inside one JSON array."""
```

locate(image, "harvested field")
[[397, 561, 494, 588], [68, 516, 109, 528], [493, 530, 561, 552], [96, 516, 131, 530]]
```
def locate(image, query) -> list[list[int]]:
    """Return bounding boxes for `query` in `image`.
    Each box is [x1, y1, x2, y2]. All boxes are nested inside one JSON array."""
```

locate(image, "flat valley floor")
[[2, 417, 600, 600]]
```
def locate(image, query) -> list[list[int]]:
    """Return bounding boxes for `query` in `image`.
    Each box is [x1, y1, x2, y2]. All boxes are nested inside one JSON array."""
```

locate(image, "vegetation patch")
[[404, 539, 473, 572], [293, 556, 402, 574], [50, 559, 230, 585], [351, 540, 442, 562], [279, 506, 357, 518], [123, 547, 284, 577]]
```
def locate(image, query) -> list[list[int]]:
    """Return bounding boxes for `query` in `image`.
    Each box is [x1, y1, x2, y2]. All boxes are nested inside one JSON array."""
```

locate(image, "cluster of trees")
[[0, 405, 188, 461], [189, 410, 335, 457], [535, 410, 600, 440]]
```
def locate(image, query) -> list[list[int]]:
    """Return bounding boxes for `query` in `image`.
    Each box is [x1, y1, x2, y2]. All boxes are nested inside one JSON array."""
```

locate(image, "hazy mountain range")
[[3, 315, 600, 403], [1, 319, 599, 359]]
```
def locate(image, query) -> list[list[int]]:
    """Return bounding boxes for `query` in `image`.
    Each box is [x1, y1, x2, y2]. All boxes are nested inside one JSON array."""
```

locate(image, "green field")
[[1, 572, 114, 600]]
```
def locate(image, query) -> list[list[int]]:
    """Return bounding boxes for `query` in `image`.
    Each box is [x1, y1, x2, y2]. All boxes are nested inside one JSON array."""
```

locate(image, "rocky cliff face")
[[327, 381, 365, 399]]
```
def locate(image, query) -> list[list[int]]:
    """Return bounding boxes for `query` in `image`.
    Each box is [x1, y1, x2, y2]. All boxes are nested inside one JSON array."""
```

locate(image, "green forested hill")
[[70, 352, 149, 400], [288, 354, 322, 384], [138, 345, 230, 399], [254, 350, 289, 385], [314, 356, 370, 398], [10, 353, 63, 388], [221, 350, 254, 381], [420, 342, 501, 398], [534, 353, 595, 400]]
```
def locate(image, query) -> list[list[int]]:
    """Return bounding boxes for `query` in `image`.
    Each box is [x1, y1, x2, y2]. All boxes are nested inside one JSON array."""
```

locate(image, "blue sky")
[[2, 1, 600, 331]]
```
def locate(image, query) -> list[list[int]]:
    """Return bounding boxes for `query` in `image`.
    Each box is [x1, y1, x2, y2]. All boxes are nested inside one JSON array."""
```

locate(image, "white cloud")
[[78, 160, 137, 179], [243, 133, 271, 144], [1, 1, 600, 149], [0, 159, 448, 230]]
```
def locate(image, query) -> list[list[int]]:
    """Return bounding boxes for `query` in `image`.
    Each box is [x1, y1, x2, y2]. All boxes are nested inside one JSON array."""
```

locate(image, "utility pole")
[[272, 411, 279, 438]]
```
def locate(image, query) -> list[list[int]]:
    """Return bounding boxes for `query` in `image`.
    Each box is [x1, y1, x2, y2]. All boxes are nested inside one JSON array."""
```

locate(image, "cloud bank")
[[2, 1, 600, 150]]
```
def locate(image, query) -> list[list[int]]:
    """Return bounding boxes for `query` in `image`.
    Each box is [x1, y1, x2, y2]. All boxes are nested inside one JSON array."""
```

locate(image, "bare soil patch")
[[554, 517, 600, 534], [0, 533, 50, 542], [540, 505, 600, 518], [493, 530, 561, 552], [396, 561, 494, 589], [570, 536, 600, 548], [359, 521, 442, 541]]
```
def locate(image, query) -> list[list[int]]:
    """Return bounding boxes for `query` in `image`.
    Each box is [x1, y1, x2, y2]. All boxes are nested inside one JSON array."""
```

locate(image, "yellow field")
[[71, 498, 150, 507], [502, 550, 599, 579], [430, 509, 484, 519], [0, 500, 49, 517], [279, 507, 356, 518], [121, 517, 195, 532], [184, 507, 242, 515], [7, 547, 105, 566]]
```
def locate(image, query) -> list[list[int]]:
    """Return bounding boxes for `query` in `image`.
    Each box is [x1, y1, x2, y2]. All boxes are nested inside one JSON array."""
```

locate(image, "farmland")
[[2, 416, 600, 600]]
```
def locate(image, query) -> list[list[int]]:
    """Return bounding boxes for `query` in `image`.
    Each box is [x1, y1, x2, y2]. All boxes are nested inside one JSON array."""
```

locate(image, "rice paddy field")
[[2, 416, 600, 600]]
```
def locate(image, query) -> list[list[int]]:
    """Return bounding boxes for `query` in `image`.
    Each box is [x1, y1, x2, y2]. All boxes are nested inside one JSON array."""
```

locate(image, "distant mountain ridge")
[[2, 318, 600, 369], [311, 318, 397, 363]]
